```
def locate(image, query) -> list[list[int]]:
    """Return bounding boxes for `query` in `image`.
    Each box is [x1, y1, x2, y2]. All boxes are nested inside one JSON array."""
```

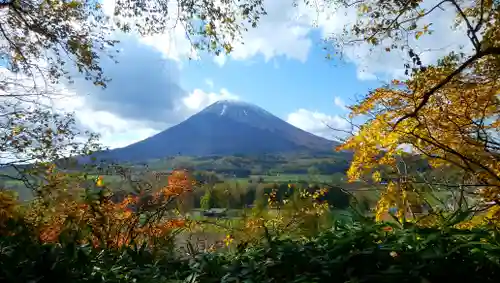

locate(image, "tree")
[[200, 189, 213, 210], [0, 0, 268, 188], [326, 0, 500, 220], [307, 166, 320, 177], [244, 185, 257, 206], [0, 106, 101, 191], [330, 172, 346, 185], [193, 171, 220, 185]]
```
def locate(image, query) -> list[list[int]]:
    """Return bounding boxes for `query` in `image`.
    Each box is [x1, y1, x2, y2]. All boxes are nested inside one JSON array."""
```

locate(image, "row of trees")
[[195, 181, 351, 210], [156, 156, 352, 177]]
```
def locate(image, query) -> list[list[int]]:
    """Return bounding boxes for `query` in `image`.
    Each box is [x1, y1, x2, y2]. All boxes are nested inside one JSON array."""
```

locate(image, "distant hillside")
[[93, 100, 339, 163]]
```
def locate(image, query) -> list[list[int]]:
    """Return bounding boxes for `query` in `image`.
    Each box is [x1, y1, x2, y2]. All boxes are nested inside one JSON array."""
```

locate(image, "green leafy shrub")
[[189, 221, 500, 283], [0, 228, 190, 283], [3, 216, 500, 283]]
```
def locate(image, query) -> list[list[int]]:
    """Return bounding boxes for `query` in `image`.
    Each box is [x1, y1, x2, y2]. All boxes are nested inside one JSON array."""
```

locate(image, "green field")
[[223, 173, 334, 184], [247, 174, 338, 182]]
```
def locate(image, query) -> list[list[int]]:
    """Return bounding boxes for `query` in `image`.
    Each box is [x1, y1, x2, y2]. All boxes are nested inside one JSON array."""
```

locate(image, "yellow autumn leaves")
[[336, 0, 500, 225], [96, 176, 104, 187]]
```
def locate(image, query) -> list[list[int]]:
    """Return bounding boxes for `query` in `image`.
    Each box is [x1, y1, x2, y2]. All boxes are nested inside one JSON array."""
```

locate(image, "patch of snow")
[[203, 99, 274, 118], [220, 104, 227, 116]]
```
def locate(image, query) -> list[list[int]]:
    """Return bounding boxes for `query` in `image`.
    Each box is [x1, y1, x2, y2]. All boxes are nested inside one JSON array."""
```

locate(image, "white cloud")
[[139, 30, 197, 64], [201, 0, 472, 82], [47, 86, 239, 149], [197, 0, 471, 78], [100, 0, 472, 80], [214, 55, 227, 66], [1, 66, 240, 150], [286, 108, 349, 140], [102, 0, 197, 63], [334, 96, 347, 110], [181, 88, 239, 113], [0, 69, 158, 150], [212, 0, 313, 65], [174, 0, 470, 80], [27, 85, 159, 149], [123, 0, 313, 66], [297, 0, 472, 80]]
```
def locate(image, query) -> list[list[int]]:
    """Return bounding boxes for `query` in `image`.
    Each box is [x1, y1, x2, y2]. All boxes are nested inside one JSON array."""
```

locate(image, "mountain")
[[94, 100, 338, 162]]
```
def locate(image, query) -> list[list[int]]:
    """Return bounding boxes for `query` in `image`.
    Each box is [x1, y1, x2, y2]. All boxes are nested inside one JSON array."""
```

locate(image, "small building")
[[202, 208, 228, 218]]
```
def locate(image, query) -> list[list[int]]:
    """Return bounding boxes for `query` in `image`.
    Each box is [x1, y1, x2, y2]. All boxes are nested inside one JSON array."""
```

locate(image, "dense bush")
[[0, 229, 190, 283], [2, 168, 500, 282], [2, 218, 500, 283]]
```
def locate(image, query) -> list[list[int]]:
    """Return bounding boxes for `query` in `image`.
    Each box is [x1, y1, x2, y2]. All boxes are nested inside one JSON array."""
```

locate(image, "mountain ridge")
[[93, 100, 338, 162]]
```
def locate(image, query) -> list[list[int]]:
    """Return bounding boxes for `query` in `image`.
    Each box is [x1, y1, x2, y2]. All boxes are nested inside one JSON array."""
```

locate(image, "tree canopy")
[[328, 0, 500, 220]]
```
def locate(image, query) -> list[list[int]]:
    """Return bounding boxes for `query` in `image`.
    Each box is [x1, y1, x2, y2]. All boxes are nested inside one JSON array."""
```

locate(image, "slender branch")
[[398, 0, 448, 27], [449, 0, 480, 50], [395, 47, 500, 126], [474, 0, 486, 33]]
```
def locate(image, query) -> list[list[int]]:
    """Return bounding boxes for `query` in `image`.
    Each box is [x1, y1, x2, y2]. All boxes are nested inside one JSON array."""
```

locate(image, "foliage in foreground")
[[336, 0, 500, 225], [2, 216, 500, 283], [3, 166, 500, 282]]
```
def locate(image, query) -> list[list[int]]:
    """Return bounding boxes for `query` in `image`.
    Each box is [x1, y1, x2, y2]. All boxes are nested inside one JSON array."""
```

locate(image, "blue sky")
[[21, 0, 469, 149], [179, 34, 380, 119]]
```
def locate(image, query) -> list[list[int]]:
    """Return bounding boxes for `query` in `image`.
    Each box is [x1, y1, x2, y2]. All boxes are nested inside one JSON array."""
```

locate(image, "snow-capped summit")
[[201, 99, 273, 118]]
